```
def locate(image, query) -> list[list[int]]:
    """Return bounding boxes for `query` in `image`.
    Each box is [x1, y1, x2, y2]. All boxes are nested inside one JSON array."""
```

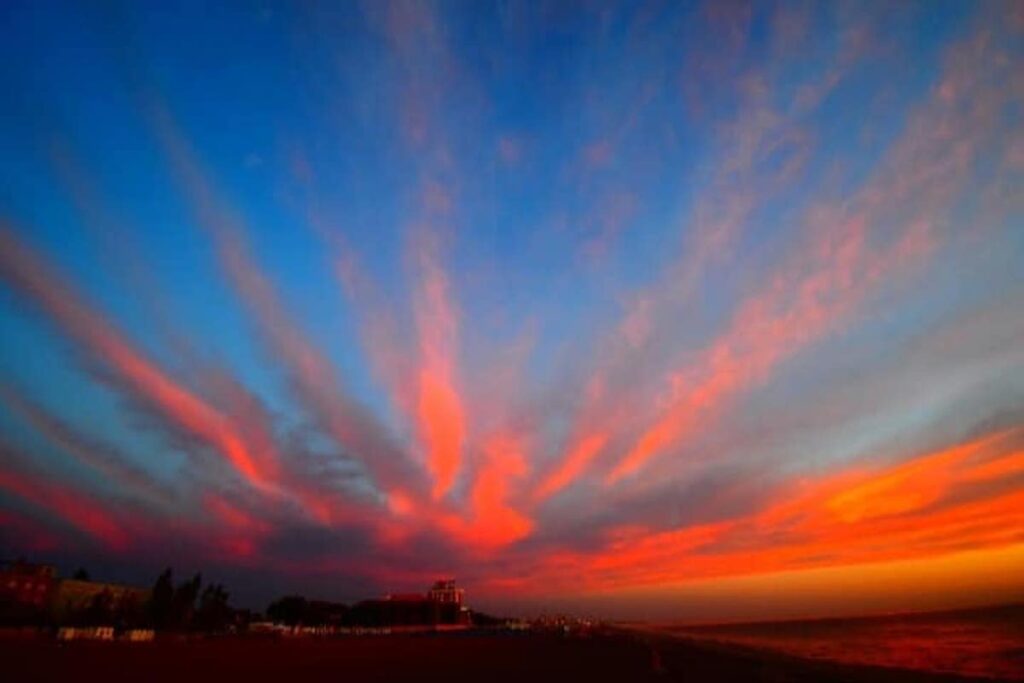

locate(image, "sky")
[[0, 0, 1022, 622]]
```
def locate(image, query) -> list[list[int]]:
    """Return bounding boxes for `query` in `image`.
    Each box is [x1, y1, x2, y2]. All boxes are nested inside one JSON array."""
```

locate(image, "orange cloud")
[[534, 432, 608, 501], [512, 429, 1024, 594], [413, 435, 533, 552], [462, 434, 533, 548], [383, 433, 534, 553], [412, 234, 465, 500]]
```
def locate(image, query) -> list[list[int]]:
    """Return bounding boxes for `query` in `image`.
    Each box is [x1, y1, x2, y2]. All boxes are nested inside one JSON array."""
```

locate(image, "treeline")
[[264, 594, 505, 628], [266, 595, 347, 626], [0, 566, 245, 632], [148, 569, 237, 632], [67, 568, 241, 631], [265, 595, 461, 627]]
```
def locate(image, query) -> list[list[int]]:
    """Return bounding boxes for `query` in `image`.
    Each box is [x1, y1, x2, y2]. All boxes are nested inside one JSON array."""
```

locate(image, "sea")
[[656, 604, 1024, 680]]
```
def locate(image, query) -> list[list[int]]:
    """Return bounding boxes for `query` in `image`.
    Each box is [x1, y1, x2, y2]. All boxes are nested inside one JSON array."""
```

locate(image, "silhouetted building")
[[0, 561, 148, 625], [350, 580, 469, 627], [51, 579, 149, 623], [0, 561, 57, 613], [428, 579, 464, 607]]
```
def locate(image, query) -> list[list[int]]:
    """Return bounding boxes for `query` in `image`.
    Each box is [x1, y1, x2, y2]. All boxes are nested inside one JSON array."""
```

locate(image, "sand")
[[0, 628, 1001, 682]]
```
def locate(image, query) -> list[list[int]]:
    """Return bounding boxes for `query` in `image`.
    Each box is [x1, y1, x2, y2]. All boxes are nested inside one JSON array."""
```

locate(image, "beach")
[[637, 604, 1024, 681], [1, 628, 1008, 682]]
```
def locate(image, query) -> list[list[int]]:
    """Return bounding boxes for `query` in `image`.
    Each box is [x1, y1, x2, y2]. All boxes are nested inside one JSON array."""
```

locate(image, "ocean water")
[[660, 604, 1024, 680]]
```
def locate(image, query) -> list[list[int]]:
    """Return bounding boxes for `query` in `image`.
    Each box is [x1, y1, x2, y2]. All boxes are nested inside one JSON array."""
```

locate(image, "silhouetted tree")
[[469, 610, 503, 627], [307, 600, 348, 626], [72, 567, 90, 581], [267, 595, 308, 625], [195, 583, 231, 632], [149, 568, 174, 629], [83, 589, 114, 626], [171, 573, 201, 629], [265, 595, 350, 627]]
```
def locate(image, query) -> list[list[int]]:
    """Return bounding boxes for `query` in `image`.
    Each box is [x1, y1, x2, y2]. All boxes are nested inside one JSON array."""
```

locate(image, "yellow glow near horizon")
[[588, 543, 1024, 623]]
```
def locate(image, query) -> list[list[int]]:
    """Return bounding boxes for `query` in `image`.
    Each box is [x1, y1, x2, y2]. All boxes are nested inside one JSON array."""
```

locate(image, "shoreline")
[[615, 625, 1004, 682]]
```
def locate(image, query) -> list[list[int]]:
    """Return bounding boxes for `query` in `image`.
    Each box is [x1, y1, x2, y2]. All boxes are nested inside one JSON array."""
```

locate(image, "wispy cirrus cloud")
[[147, 102, 421, 505], [535, 4, 869, 499], [0, 448, 134, 552], [0, 386, 177, 508], [0, 229, 277, 491], [549, 7, 1019, 491]]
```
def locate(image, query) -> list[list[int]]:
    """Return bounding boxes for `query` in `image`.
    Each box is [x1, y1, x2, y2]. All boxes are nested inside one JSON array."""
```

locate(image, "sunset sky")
[[0, 0, 1022, 621]]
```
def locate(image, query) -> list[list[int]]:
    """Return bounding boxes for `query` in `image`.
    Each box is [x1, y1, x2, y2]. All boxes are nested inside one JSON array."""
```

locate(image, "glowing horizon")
[[0, 0, 1022, 620]]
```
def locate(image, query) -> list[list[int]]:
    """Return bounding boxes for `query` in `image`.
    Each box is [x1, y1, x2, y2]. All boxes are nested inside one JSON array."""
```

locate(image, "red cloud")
[[0, 229, 277, 491], [0, 467, 132, 552]]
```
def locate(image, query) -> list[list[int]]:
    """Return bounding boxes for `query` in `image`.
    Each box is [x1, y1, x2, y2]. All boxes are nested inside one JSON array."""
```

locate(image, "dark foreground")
[[0, 629, 1006, 682]]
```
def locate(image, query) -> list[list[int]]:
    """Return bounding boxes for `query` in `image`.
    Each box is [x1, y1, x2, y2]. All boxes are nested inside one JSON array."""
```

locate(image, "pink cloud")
[[0, 229, 277, 491], [0, 466, 133, 552]]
